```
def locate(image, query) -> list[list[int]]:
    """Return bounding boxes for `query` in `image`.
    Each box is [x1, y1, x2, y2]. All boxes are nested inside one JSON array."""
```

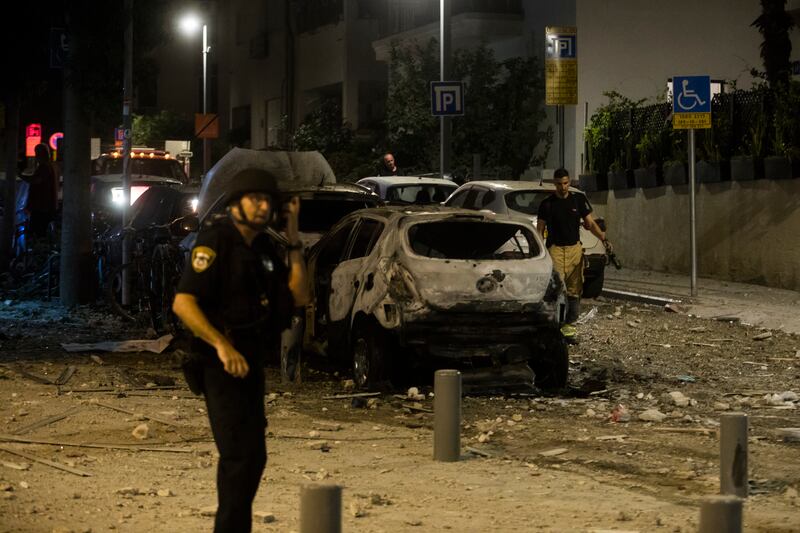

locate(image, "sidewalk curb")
[[601, 288, 683, 307]]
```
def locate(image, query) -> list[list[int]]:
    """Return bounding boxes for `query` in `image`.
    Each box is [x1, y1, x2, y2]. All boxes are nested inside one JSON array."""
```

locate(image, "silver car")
[[357, 176, 458, 205], [306, 205, 568, 391], [445, 180, 608, 298]]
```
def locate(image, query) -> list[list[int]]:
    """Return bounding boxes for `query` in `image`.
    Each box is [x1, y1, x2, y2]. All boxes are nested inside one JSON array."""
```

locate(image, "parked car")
[[96, 185, 200, 268], [356, 176, 458, 205], [305, 205, 569, 391], [445, 180, 608, 298]]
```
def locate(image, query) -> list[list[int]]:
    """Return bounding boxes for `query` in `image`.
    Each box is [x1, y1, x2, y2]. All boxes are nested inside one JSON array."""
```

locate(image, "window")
[[386, 184, 456, 204], [348, 219, 384, 260], [504, 191, 550, 215], [461, 189, 482, 209], [407, 221, 539, 260], [317, 221, 355, 267], [445, 189, 470, 208]]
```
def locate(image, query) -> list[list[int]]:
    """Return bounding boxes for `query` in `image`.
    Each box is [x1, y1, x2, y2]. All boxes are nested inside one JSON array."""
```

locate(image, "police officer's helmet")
[[220, 168, 281, 207]]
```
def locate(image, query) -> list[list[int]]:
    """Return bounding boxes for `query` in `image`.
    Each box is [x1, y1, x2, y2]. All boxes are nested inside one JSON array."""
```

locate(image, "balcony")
[[296, 0, 344, 34], [376, 0, 523, 39], [371, 0, 524, 62]]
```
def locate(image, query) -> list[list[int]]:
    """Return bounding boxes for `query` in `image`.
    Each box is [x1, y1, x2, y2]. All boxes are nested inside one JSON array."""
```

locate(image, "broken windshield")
[[407, 220, 540, 259]]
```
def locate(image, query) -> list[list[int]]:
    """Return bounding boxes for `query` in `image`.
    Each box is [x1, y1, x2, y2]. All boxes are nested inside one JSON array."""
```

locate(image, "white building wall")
[[574, 0, 781, 175]]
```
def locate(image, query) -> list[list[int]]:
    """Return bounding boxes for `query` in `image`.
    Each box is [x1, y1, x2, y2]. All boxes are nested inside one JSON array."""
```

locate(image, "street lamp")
[[179, 13, 211, 175]]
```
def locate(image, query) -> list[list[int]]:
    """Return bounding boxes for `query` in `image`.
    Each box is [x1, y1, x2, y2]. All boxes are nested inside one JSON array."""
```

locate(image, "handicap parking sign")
[[431, 81, 464, 116], [673, 76, 710, 113], [672, 75, 711, 129]]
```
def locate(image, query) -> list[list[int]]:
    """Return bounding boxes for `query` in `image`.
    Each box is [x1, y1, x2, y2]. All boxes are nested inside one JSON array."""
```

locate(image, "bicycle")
[[104, 223, 185, 333]]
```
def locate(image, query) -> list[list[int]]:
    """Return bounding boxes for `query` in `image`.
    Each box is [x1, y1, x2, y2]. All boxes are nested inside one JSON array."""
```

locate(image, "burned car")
[[446, 180, 609, 298], [305, 205, 569, 390]]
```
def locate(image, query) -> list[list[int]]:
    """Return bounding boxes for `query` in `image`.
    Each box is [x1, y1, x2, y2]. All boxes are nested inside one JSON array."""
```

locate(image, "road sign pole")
[[689, 128, 697, 297], [439, 0, 451, 178], [558, 105, 565, 168]]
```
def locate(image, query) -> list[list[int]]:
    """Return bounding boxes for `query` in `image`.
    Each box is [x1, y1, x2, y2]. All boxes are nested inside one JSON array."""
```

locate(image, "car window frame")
[[346, 217, 385, 261]]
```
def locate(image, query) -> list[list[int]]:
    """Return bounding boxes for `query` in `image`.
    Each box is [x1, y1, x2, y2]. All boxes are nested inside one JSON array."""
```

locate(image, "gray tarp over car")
[[197, 148, 336, 221]]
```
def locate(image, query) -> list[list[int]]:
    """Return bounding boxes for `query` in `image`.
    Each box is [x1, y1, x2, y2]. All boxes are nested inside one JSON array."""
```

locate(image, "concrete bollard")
[[300, 484, 341, 533], [699, 495, 743, 533], [434, 369, 461, 462], [720, 412, 748, 498]]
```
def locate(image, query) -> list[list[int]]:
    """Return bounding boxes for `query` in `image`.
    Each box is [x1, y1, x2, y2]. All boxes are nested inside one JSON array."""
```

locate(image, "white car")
[[445, 180, 608, 298], [356, 176, 458, 205], [306, 205, 569, 391]]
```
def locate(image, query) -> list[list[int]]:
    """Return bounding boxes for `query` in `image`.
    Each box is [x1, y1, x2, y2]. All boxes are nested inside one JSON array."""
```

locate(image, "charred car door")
[[327, 217, 385, 352]]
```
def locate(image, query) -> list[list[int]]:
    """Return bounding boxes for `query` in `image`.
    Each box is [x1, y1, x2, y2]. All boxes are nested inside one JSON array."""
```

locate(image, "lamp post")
[[180, 14, 211, 176]]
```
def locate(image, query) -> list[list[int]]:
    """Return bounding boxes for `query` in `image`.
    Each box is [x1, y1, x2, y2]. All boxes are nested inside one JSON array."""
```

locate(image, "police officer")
[[172, 168, 310, 532], [537, 168, 611, 343]]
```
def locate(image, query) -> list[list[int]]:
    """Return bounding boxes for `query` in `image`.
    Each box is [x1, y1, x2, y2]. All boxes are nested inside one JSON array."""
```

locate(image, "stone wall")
[[587, 179, 800, 291]]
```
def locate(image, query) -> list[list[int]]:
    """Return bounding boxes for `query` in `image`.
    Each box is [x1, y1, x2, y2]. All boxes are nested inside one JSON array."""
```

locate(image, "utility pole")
[[121, 0, 133, 304]]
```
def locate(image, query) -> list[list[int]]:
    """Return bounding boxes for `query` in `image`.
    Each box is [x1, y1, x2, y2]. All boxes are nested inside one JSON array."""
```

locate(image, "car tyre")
[[582, 267, 605, 299], [351, 323, 391, 391], [530, 332, 569, 390]]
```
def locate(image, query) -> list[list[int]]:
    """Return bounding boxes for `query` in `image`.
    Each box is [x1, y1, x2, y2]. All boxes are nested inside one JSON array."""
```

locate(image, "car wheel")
[[352, 323, 391, 391], [582, 266, 605, 299], [530, 332, 569, 390]]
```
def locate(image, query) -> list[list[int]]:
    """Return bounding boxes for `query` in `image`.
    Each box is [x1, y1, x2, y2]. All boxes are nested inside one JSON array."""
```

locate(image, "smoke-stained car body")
[[445, 180, 609, 298], [306, 205, 568, 390]]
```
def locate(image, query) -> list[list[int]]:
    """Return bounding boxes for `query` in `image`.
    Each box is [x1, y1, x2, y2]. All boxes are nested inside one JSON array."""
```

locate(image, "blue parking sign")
[[431, 81, 464, 116], [673, 76, 711, 114]]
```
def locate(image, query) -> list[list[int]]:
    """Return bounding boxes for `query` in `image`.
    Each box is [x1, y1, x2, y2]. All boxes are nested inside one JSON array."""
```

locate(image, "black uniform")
[[537, 192, 592, 247], [177, 216, 293, 533]]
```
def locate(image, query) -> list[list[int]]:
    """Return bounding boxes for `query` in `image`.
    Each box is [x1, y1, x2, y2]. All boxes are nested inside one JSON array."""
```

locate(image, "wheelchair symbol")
[[677, 79, 706, 111]]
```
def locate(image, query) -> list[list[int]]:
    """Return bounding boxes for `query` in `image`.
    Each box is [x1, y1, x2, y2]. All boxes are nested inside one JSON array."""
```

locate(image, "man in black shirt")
[[377, 152, 399, 176], [537, 168, 609, 342], [172, 168, 310, 532]]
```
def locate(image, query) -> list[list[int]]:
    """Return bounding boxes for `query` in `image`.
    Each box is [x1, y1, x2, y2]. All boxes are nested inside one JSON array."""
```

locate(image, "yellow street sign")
[[545, 26, 578, 106], [673, 112, 711, 129]]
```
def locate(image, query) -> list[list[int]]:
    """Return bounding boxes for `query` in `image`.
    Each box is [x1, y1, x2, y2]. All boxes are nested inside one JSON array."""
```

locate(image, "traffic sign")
[[431, 82, 464, 116], [673, 75, 711, 129], [545, 26, 578, 106], [195, 113, 219, 139]]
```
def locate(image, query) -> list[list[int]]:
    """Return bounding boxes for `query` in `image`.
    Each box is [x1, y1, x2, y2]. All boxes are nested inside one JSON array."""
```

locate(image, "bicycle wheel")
[[105, 261, 154, 323], [150, 245, 180, 334]]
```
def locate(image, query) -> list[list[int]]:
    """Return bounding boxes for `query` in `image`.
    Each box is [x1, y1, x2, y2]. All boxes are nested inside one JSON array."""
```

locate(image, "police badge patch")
[[191, 246, 217, 273]]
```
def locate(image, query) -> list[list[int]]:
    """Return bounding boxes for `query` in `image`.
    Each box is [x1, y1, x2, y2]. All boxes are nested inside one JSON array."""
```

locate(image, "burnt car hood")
[[197, 148, 336, 221]]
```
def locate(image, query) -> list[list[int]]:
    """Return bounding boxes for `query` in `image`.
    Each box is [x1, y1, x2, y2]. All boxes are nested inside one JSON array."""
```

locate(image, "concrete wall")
[[587, 178, 800, 291]]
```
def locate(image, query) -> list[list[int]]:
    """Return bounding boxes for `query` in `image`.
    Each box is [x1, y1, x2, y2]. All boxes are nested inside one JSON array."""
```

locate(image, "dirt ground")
[[1, 297, 799, 533]]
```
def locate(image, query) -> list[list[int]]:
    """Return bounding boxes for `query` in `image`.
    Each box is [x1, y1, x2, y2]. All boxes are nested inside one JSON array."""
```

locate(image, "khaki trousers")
[[548, 243, 584, 298]]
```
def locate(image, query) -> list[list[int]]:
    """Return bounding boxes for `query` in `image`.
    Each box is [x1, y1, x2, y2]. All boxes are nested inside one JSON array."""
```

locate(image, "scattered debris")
[[406, 387, 425, 401], [610, 404, 631, 423], [539, 448, 568, 457], [465, 446, 493, 458], [322, 392, 380, 400], [753, 332, 773, 341], [11, 407, 81, 435], [576, 307, 598, 324], [341, 379, 355, 392], [94, 401, 181, 427], [199, 505, 217, 517], [1, 460, 31, 471], [0, 445, 92, 477], [131, 423, 150, 440], [638, 409, 667, 422], [254, 511, 275, 523], [61, 334, 174, 354]]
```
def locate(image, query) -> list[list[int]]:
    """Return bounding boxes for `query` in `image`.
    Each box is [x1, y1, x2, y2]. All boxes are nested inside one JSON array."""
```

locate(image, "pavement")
[[602, 267, 800, 335]]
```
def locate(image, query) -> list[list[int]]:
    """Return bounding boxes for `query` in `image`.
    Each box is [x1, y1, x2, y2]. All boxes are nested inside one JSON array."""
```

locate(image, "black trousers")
[[203, 356, 267, 533]]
